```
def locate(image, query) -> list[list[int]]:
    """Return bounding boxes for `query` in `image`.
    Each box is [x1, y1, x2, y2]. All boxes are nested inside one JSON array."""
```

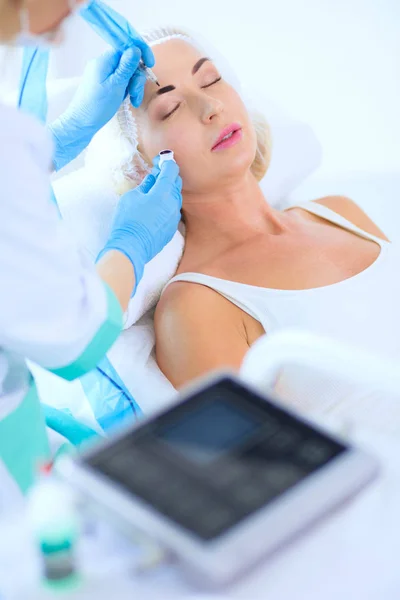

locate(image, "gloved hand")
[[49, 44, 154, 171], [98, 160, 183, 295]]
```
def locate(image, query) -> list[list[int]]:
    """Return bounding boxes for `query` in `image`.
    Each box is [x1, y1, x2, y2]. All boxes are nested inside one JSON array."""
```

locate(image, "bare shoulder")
[[313, 195, 389, 241], [155, 281, 249, 388], [155, 280, 242, 331]]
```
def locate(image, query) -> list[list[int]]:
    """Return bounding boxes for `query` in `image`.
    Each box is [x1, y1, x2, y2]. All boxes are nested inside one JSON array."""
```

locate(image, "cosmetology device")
[[159, 149, 175, 168], [138, 61, 160, 87], [80, 1, 160, 87], [57, 373, 379, 587]]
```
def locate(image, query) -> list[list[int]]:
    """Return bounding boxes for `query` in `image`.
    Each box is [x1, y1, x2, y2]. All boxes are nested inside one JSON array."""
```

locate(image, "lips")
[[212, 123, 242, 151]]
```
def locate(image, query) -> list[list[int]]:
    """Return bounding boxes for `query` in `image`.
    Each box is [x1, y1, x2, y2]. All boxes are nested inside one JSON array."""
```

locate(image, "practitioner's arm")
[[155, 282, 251, 389], [96, 251, 135, 314]]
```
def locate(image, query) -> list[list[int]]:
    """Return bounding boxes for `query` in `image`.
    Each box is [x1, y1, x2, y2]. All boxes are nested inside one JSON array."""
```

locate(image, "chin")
[[221, 146, 255, 177], [183, 143, 257, 191]]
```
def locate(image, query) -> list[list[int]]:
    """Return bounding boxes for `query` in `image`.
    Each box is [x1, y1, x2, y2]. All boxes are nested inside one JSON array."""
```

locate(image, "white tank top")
[[166, 202, 400, 360]]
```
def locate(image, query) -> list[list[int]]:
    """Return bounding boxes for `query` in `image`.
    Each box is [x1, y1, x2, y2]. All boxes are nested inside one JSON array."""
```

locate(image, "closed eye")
[[162, 104, 181, 120], [201, 76, 222, 89], [161, 76, 222, 120]]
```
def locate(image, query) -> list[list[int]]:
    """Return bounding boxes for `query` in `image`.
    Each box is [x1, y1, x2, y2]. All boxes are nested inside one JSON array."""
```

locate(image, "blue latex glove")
[[43, 404, 100, 448], [49, 44, 154, 171], [98, 160, 183, 295]]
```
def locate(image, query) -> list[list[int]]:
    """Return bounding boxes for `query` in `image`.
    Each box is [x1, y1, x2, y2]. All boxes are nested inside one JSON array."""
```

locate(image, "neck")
[[182, 172, 286, 248]]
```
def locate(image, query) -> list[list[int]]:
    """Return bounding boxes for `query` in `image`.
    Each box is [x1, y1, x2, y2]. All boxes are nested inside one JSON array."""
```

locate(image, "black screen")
[[157, 400, 260, 464]]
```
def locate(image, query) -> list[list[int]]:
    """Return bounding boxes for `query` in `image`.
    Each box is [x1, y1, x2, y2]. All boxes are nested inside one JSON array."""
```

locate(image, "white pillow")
[[50, 77, 322, 325], [245, 90, 323, 207]]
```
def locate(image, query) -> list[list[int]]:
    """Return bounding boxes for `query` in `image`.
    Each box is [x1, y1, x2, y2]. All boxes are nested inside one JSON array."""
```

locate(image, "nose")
[[200, 96, 224, 124]]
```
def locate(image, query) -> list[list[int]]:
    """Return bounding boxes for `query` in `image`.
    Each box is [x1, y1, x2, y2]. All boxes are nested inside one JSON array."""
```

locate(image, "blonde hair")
[[0, 0, 22, 42], [86, 26, 272, 194], [251, 110, 272, 182]]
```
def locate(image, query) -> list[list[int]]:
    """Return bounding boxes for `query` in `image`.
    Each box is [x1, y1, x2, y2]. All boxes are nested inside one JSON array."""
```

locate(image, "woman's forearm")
[[96, 250, 135, 313]]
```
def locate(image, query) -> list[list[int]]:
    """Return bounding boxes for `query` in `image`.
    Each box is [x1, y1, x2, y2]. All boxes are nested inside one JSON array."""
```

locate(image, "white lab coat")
[[0, 102, 122, 500], [0, 102, 112, 370]]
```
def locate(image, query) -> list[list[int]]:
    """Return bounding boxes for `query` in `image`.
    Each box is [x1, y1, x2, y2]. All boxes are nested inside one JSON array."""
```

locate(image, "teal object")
[[50, 282, 122, 381], [29, 477, 81, 590], [0, 382, 50, 494], [42, 405, 100, 448]]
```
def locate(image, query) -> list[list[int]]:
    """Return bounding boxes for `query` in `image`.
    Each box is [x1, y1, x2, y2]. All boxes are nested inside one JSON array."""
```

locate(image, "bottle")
[[28, 475, 81, 593]]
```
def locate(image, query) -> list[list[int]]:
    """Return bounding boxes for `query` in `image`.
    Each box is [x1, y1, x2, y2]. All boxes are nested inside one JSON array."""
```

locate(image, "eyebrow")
[[192, 57, 210, 75], [156, 85, 176, 97], [147, 57, 212, 105]]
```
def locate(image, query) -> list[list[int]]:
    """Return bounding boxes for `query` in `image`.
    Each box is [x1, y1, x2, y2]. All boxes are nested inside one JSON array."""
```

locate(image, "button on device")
[[212, 460, 249, 489], [151, 476, 190, 508], [140, 477, 212, 521], [131, 459, 166, 487], [261, 415, 280, 437], [261, 461, 305, 492], [297, 439, 333, 465], [196, 502, 236, 538], [112, 449, 169, 495], [168, 487, 215, 519], [263, 428, 300, 454], [162, 491, 236, 539], [231, 478, 275, 512]]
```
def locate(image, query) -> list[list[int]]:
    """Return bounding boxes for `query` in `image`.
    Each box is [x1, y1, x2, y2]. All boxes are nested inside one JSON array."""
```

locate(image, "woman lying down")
[[93, 27, 400, 391]]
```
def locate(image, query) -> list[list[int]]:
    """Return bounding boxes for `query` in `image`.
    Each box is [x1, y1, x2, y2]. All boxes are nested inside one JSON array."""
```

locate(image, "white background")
[[1, 0, 399, 181]]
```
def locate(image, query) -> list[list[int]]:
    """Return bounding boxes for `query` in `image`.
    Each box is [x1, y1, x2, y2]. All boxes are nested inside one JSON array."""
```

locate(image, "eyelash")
[[161, 76, 222, 121], [202, 76, 222, 89]]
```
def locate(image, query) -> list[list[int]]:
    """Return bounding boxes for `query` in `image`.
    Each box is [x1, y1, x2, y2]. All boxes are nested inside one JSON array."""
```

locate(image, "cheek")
[[223, 88, 256, 145], [141, 120, 200, 176], [165, 129, 203, 189], [161, 124, 196, 160], [224, 85, 247, 114]]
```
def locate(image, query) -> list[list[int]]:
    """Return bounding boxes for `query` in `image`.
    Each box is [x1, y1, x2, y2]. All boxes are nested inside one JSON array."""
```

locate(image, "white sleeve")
[[0, 106, 122, 378]]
